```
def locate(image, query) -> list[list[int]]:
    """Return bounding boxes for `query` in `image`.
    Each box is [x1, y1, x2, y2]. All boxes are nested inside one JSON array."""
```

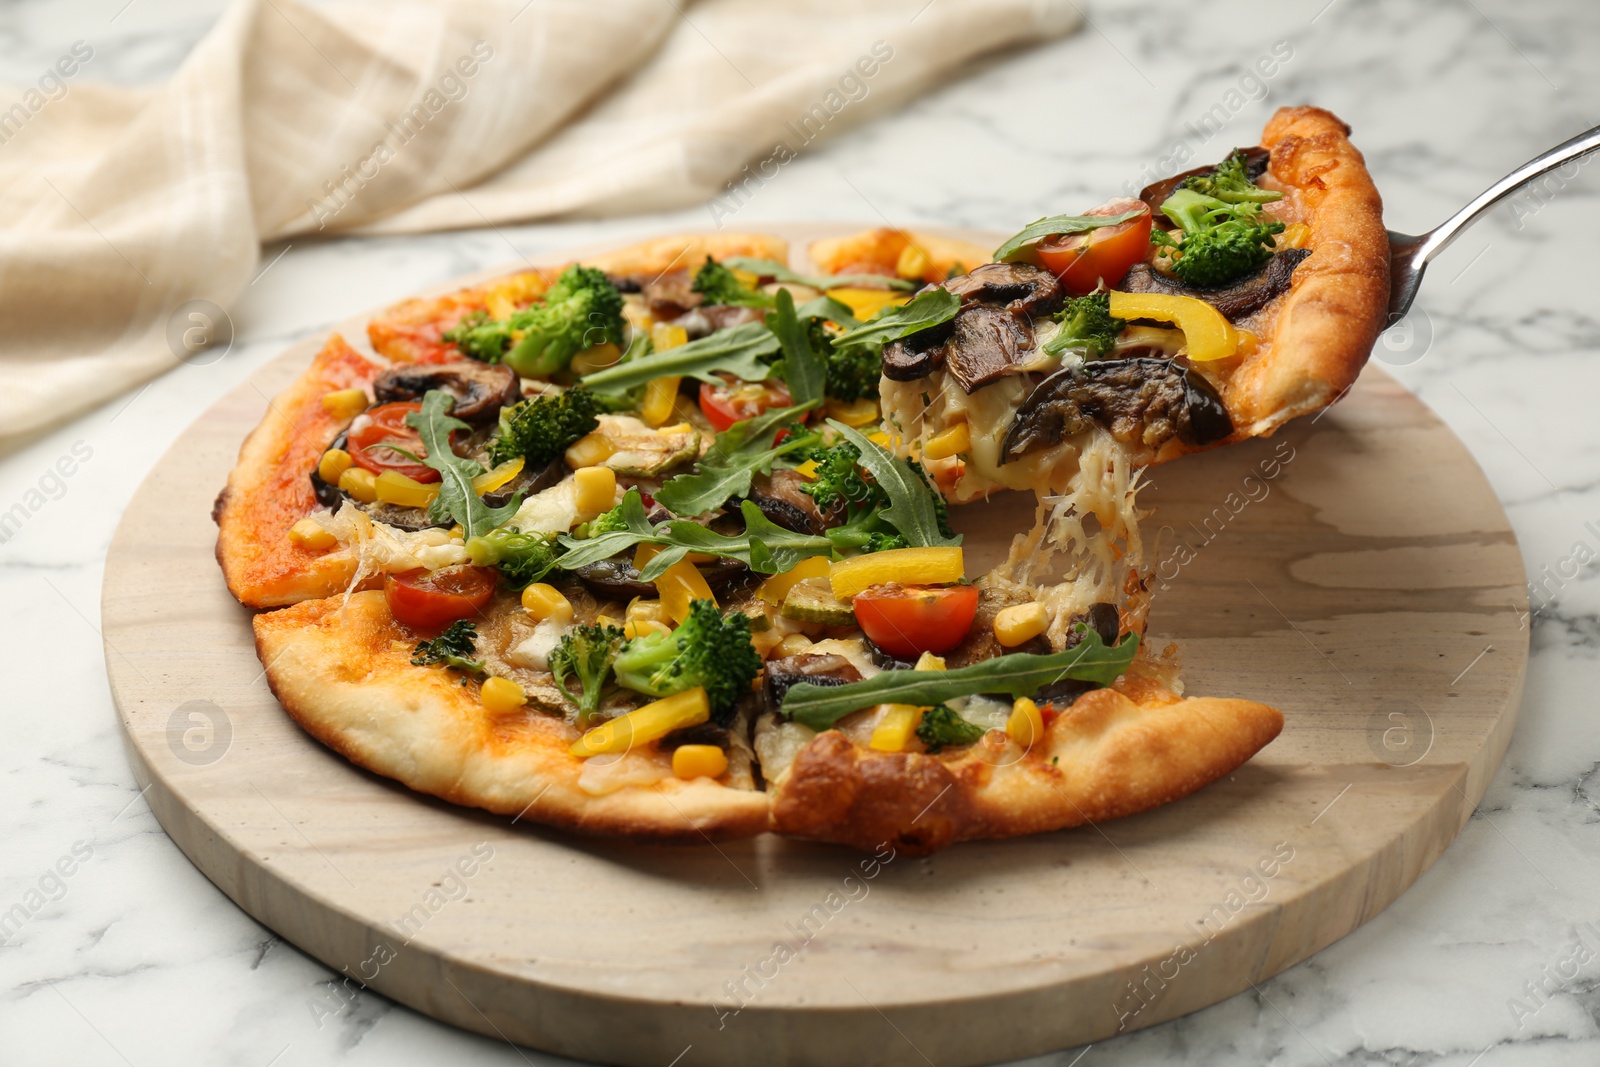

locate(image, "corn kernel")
[[1006, 697, 1044, 749], [338, 466, 378, 503], [573, 466, 617, 520], [625, 618, 673, 640], [1279, 222, 1312, 250], [896, 242, 932, 280], [923, 423, 970, 461], [289, 517, 336, 551], [448, 525, 464, 540], [595, 614, 619, 630], [913, 651, 946, 671], [994, 602, 1048, 647], [672, 744, 729, 780], [520, 583, 574, 623], [481, 677, 527, 716], [565, 432, 615, 469], [321, 388, 369, 420], [640, 375, 681, 427], [318, 448, 353, 484], [772, 633, 814, 658]]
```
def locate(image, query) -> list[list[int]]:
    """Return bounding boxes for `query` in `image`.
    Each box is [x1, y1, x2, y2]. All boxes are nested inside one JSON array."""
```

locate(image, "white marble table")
[[4, 1, 1598, 1064]]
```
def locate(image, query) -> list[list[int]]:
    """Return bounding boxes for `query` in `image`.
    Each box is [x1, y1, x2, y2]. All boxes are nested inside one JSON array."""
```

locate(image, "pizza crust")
[[214, 334, 378, 608], [255, 591, 773, 843], [1222, 106, 1390, 437], [771, 684, 1282, 854]]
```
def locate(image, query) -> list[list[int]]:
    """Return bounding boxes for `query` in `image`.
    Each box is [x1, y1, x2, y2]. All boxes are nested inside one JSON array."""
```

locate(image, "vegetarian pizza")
[[214, 107, 1385, 853]]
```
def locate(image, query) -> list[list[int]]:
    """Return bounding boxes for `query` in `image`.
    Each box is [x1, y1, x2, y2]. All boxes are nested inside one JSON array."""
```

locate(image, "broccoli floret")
[[464, 527, 557, 589], [915, 704, 985, 753], [611, 600, 761, 721], [507, 266, 625, 377], [1152, 188, 1285, 289], [1043, 292, 1126, 359], [486, 385, 599, 466], [824, 341, 882, 402], [410, 621, 486, 678], [802, 441, 876, 512], [442, 267, 624, 376], [571, 499, 630, 540], [1181, 151, 1283, 205], [442, 310, 511, 364], [548, 622, 627, 725], [691, 257, 774, 308], [801, 444, 952, 551]]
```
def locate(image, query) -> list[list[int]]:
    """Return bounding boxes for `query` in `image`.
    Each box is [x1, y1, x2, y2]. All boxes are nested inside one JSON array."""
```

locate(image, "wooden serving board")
[[102, 226, 1528, 1067]]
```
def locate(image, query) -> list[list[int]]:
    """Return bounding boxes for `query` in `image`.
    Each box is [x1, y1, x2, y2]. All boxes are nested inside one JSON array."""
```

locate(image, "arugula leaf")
[[992, 209, 1145, 263], [554, 490, 831, 580], [829, 288, 959, 349], [827, 421, 960, 549], [767, 289, 826, 407], [654, 402, 819, 517], [644, 503, 831, 580], [404, 391, 522, 540], [579, 322, 779, 393], [724, 256, 916, 292], [794, 294, 861, 329], [782, 631, 1141, 730]]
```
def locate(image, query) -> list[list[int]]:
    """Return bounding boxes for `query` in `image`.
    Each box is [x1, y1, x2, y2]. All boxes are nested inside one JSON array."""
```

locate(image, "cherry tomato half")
[[384, 565, 496, 630], [698, 376, 794, 432], [853, 583, 980, 660], [1034, 197, 1153, 296], [348, 402, 442, 483]]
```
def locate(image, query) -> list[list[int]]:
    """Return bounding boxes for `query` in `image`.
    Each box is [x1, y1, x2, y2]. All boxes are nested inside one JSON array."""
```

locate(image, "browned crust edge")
[[772, 688, 1283, 854], [253, 591, 773, 844]]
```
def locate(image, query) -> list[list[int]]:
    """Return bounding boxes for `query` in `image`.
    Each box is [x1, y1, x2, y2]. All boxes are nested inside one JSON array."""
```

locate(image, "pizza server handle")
[[1386, 121, 1600, 323]]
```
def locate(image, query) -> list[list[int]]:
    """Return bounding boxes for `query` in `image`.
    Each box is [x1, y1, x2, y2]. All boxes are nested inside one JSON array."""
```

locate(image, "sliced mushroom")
[[749, 469, 842, 535], [881, 318, 956, 382], [1121, 247, 1310, 322], [642, 269, 699, 319], [1140, 145, 1271, 226], [1001, 357, 1233, 461], [944, 261, 1066, 317], [373, 362, 520, 423], [944, 306, 1036, 394], [764, 653, 863, 711], [670, 303, 767, 340]]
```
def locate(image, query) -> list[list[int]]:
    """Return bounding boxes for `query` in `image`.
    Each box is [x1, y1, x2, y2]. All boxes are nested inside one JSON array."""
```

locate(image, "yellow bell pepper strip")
[[636, 544, 717, 622], [570, 687, 710, 757], [336, 466, 378, 503], [829, 546, 965, 600], [1108, 291, 1239, 362], [825, 397, 880, 428], [922, 423, 970, 460], [755, 556, 831, 606], [826, 287, 908, 321], [868, 704, 926, 752], [471, 455, 525, 496]]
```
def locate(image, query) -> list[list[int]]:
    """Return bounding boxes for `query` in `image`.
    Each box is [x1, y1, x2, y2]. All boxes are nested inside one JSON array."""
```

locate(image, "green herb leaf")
[[579, 322, 779, 393], [554, 490, 831, 580], [782, 632, 1140, 731], [768, 289, 826, 408], [829, 288, 959, 350], [793, 294, 861, 329], [992, 209, 1145, 263], [650, 502, 831, 579], [405, 391, 522, 540], [827, 421, 959, 549], [653, 402, 819, 517], [724, 256, 917, 292]]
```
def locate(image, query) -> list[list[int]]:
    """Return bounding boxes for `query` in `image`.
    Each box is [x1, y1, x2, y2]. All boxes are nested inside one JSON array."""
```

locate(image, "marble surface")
[[3, 0, 1598, 1064]]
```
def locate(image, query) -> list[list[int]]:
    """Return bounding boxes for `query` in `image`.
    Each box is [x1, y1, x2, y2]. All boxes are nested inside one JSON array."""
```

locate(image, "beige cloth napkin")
[[0, 0, 1079, 439]]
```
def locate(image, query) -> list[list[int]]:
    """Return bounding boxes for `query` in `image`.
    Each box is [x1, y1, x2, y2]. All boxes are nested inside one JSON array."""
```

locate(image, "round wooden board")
[[103, 226, 1528, 1067]]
